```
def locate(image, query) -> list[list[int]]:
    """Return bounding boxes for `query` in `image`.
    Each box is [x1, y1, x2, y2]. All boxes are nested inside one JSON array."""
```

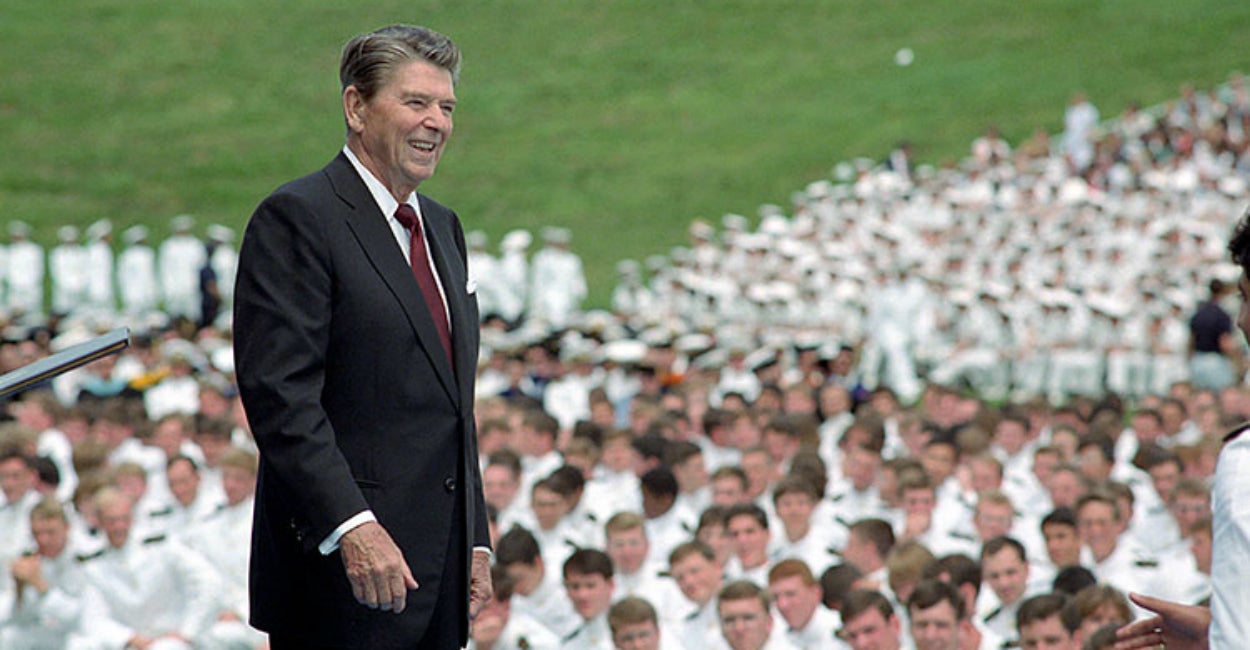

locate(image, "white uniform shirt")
[[1210, 430, 1250, 647]]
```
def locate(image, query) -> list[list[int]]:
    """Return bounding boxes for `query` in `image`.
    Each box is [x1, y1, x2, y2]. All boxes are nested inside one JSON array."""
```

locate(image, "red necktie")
[[395, 204, 453, 365]]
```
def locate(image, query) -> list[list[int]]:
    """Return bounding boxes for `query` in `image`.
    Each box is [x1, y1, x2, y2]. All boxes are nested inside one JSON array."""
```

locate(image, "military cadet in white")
[[560, 549, 617, 650], [529, 226, 587, 330], [768, 560, 848, 650], [5, 221, 45, 317], [497, 228, 532, 325], [469, 566, 561, 650], [604, 513, 688, 630], [182, 449, 263, 649], [117, 225, 160, 316], [465, 230, 503, 321], [0, 450, 41, 587], [78, 487, 222, 650], [1074, 493, 1177, 617], [205, 224, 238, 313], [157, 214, 206, 322], [1, 497, 127, 649], [495, 527, 581, 639], [83, 218, 116, 317], [48, 225, 87, 316], [669, 541, 731, 650]]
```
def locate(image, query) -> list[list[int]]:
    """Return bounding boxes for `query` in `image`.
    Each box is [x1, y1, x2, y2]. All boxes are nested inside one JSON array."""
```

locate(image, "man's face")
[[565, 571, 614, 621], [503, 561, 543, 596], [774, 492, 815, 536], [718, 597, 773, 650], [166, 459, 200, 507], [973, 502, 1014, 541], [345, 58, 455, 196], [740, 452, 772, 499], [1042, 523, 1082, 568], [607, 527, 649, 575], [727, 514, 770, 568], [770, 575, 821, 631], [0, 457, 32, 503], [531, 486, 567, 530], [670, 553, 722, 606], [482, 465, 519, 509], [901, 488, 936, 517], [982, 547, 1029, 605], [712, 476, 747, 507], [845, 446, 880, 491], [1076, 501, 1119, 561], [1047, 471, 1084, 509], [1018, 615, 1078, 650], [842, 608, 901, 650], [921, 444, 956, 483], [995, 420, 1028, 455], [98, 497, 133, 549], [1075, 603, 1128, 645], [1148, 462, 1181, 504], [909, 600, 961, 650], [1171, 494, 1210, 536], [672, 454, 708, 491], [612, 620, 660, 650], [221, 465, 255, 507], [31, 515, 68, 558]]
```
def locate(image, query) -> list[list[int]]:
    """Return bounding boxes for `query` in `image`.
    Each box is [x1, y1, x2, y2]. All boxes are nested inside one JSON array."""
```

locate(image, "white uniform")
[[467, 610, 561, 650], [84, 238, 116, 314], [677, 601, 731, 650], [529, 245, 587, 330], [560, 613, 613, 650], [6, 239, 45, 316], [158, 233, 206, 321], [79, 533, 222, 648], [510, 571, 580, 639], [49, 241, 88, 315], [0, 544, 129, 650], [1210, 428, 1250, 647], [785, 605, 848, 649], [117, 241, 159, 314]]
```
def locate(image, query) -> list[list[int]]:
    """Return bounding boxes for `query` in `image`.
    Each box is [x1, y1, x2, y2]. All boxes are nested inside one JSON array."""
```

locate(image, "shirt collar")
[[342, 145, 420, 221]]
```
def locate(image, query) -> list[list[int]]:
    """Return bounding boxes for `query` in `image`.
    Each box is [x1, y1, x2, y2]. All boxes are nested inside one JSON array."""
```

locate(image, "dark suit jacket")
[[234, 152, 487, 647]]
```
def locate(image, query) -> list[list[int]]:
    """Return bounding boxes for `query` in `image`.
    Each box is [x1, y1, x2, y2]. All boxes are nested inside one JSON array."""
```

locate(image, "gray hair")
[[339, 24, 461, 100]]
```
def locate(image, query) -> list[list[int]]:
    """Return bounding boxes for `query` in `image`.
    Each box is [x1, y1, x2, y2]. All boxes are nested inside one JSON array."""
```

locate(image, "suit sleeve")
[[234, 190, 369, 549]]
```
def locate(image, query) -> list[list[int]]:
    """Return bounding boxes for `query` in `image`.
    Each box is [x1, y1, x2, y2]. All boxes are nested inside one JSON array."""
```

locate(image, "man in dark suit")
[[233, 24, 491, 649]]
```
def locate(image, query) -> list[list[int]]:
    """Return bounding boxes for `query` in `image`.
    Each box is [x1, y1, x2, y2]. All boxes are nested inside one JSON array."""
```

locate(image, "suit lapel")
[[325, 154, 459, 406], [418, 195, 477, 404]]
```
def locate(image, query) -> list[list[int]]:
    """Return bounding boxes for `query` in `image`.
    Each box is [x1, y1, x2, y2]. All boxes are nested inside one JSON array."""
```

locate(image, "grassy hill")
[[3, 0, 1249, 305]]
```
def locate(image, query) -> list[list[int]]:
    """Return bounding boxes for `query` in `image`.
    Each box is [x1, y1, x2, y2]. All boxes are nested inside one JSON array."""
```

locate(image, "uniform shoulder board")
[[518, 636, 530, 650], [829, 493, 846, 503], [1002, 640, 1020, 649], [562, 625, 583, 643], [833, 516, 852, 529], [948, 530, 976, 542], [983, 606, 1002, 623], [681, 521, 694, 534], [142, 534, 168, 545], [148, 506, 174, 517], [1134, 558, 1159, 568], [585, 512, 598, 523], [76, 549, 105, 562]]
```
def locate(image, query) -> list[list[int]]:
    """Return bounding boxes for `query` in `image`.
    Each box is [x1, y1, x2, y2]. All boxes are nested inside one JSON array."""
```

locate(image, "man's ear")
[[343, 86, 366, 134]]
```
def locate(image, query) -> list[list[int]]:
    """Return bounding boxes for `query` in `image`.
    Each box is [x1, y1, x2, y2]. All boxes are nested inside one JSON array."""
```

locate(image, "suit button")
[[443, 476, 456, 492]]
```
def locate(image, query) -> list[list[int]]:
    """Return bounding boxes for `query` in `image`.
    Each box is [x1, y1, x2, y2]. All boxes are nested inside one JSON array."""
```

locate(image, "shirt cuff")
[[473, 546, 493, 559], [319, 510, 377, 555]]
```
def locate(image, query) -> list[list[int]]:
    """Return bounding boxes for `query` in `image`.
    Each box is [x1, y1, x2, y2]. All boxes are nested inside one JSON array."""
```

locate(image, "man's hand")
[[1114, 593, 1210, 650], [468, 549, 493, 620], [11, 556, 48, 594], [340, 521, 418, 613]]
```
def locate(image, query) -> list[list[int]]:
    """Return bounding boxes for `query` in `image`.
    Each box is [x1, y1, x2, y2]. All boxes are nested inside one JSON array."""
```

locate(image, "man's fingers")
[[1127, 592, 1169, 614], [403, 563, 419, 590]]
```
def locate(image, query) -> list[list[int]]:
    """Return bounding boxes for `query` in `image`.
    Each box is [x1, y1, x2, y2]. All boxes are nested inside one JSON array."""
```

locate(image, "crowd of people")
[[0, 75, 1248, 649]]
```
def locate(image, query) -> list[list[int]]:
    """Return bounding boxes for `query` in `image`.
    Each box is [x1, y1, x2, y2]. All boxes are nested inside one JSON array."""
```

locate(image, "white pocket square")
[[466, 278, 477, 294]]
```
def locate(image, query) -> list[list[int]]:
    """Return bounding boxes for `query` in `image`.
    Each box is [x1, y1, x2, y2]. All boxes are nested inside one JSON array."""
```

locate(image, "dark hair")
[[1228, 205, 1250, 274], [608, 597, 658, 636], [495, 527, 541, 567], [563, 548, 614, 580], [907, 579, 966, 620], [640, 466, 678, 498], [980, 535, 1027, 564], [725, 503, 769, 530], [849, 518, 895, 558], [718, 579, 771, 611], [1042, 507, 1078, 530], [820, 563, 863, 610], [842, 588, 895, 624], [486, 449, 523, 478], [1052, 565, 1097, 595], [1017, 593, 1072, 632], [340, 24, 461, 99], [923, 554, 981, 595]]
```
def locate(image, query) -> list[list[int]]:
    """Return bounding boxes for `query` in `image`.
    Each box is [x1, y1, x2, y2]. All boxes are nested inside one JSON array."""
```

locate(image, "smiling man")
[[235, 24, 490, 649]]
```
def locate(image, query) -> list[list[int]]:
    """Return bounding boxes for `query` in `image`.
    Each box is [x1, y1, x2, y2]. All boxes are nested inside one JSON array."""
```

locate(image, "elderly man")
[[234, 23, 490, 649]]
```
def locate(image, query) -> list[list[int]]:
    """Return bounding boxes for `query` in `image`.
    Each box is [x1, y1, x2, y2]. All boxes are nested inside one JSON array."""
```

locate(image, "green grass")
[[3, 0, 1249, 305]]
